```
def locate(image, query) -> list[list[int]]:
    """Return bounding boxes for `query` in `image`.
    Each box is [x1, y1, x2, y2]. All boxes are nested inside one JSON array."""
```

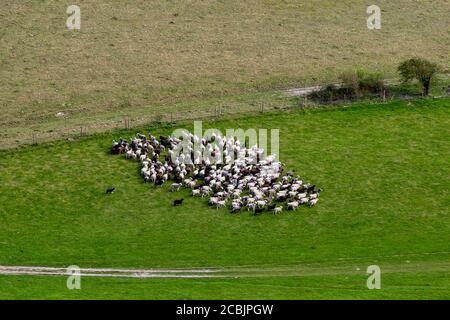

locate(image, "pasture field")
[[0, 98, 449, 299], [1, 0, 449, 148], [0, 270, 449, 299]]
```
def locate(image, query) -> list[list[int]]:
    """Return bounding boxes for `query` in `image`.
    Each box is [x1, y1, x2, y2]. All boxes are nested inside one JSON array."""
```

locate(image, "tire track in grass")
[[0, 266, 224, 278], [0, 256, 448, 279]]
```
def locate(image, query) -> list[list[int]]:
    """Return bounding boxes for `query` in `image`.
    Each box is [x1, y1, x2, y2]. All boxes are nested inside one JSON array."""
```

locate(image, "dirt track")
[[1, 252, 449, 279], [0, 265, 224, 279]]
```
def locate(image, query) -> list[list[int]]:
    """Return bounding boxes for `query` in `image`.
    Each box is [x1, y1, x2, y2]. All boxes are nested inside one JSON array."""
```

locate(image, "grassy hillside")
[[1, 0, 449, 147], [0, 98, 449, 299]]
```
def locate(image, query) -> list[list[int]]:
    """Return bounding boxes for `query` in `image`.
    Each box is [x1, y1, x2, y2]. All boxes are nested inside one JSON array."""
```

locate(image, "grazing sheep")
[[173, 198, 184, 206], [296, 192, 307, 200], [276, 191, 288, 201], [253, 206, 264, 215], [170, 183, 181, 192], [299, 197, 309, 205], [256, 200, 267, 208], [274, 206, 283, 214], [201, 188, 211, 197], [231, 202, 241, 213], [287, 201, 299, 211], [215, 200, 226, 209], [209, 197, 219, 206], [183, 178, 196, 189], [112, 132, 321, 214]]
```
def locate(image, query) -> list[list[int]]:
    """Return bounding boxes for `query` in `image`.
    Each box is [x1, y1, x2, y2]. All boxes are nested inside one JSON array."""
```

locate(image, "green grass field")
[[1, 0, 449, 148], [0, 98, 449, 299], [1, 270, 449, 299]]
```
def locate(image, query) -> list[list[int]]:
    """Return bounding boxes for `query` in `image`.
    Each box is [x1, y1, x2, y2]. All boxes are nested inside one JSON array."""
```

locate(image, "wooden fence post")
[[124, 116, 128, 130]]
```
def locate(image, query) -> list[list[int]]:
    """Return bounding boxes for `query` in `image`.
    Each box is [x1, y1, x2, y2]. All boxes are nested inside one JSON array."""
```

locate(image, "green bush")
[[339, 71, 359, 96], [339, 69, 385, 96], [307, 69, 386, 103], [398, 58, 440, 96], [308, 84, 353, 103], [357, 69, 385, 93]]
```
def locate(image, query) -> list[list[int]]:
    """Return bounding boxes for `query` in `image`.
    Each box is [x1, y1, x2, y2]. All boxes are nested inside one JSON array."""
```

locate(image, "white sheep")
[[287, 201, 299, 211], [274, 206, 283, 214]]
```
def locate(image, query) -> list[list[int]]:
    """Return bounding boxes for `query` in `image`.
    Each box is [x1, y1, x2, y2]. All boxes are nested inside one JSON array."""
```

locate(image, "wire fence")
[[3, 86, 448, 151], [7, 100, 298, 150]]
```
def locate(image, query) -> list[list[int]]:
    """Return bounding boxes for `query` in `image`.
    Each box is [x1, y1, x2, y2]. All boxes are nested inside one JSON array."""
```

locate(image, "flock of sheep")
[[111, 132, 322, 214]]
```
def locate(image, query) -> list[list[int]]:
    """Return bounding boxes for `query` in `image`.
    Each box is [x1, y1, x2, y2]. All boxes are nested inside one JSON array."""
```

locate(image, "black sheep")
[[106, 187, 115, 194], [173, 198, 184, 206], [253, 207, 264, 215]]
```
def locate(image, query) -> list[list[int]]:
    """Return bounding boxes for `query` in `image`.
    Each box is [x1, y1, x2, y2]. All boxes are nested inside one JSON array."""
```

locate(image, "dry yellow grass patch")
[[0, 0, 449, 146]]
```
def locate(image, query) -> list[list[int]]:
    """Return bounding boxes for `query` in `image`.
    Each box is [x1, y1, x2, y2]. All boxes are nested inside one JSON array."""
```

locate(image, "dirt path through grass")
[[1, 252, 448, 279], [0, 265, 223, 279]]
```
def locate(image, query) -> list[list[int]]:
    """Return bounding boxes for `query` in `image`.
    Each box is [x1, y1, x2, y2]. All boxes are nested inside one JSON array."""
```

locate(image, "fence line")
[[0, 92, 425, 150]]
